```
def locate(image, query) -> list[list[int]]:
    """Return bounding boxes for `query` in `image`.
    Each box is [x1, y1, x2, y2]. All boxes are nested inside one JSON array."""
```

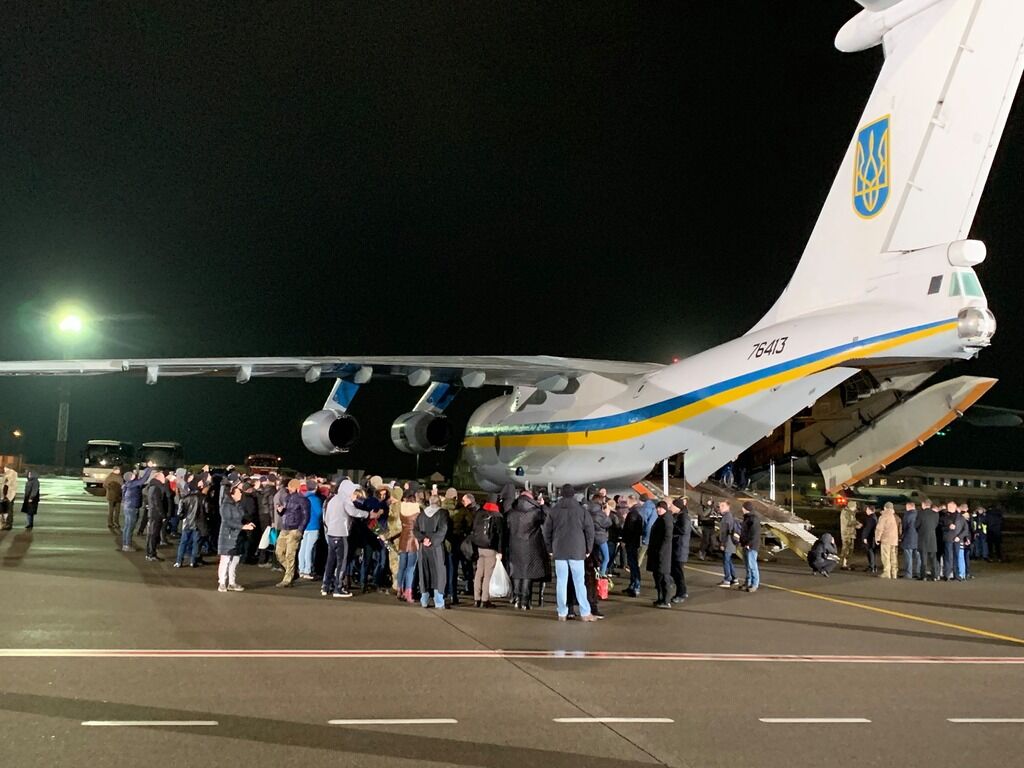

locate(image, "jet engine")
[[390, 411, 452, 454], [301, 409, 361, 455]]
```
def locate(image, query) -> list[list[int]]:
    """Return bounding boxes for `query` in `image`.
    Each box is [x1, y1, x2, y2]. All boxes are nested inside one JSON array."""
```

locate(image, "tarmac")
[[1, 479, 1023, 767]]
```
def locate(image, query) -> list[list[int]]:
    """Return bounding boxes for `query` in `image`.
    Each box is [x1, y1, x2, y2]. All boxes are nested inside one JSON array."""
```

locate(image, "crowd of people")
[[808, 498, 1005, 581], [6, 461, 1009, 611], [99, 467, 707, 618]]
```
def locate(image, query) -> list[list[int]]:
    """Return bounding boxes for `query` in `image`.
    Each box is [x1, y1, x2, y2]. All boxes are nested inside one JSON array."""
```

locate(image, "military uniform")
[[839, 504, 860, 569]]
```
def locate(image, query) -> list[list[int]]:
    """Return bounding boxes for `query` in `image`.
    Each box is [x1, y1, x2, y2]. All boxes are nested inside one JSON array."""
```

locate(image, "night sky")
[[0, 2, 1021, 475]]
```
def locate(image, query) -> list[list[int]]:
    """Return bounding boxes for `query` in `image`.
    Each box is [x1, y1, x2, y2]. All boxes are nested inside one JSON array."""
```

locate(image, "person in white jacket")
[[1, 465, 18, 530], [321, 479, 369, 598]]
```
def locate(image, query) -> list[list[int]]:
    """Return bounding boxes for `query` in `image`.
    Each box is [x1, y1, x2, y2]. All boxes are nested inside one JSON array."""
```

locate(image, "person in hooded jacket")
[[646, 501, 674, 608], [470, 495, 505, 607], [321, 479, 369, 598], [808, 532, 839, 576], [21, 470, 40, 530], [174, 479, 206, 567], [217, 481, 256, 592], [670, 496, 692, 603], [588, 494, 613, 577], [915, 499, 940, 581], [414, 496, 449, 609], [506, 489, 548, 610], [297, 484, 323, 580]]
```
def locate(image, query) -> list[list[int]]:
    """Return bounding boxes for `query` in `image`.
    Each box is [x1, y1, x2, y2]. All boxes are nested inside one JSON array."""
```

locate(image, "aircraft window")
[[959, 270, 984, 298], [927, 275, 942, 295], [948, 273, 962, 297]]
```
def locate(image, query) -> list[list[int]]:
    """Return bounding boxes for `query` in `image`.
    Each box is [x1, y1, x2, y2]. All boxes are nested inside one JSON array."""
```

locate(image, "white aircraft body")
[[2, 0, 1021, 493]]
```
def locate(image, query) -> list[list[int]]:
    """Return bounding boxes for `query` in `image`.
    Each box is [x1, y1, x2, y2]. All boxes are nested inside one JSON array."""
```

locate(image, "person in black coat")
[[645, 501, 674, 608], [21, 471, 40, 530], [217, 482, 256, 591], [670, 497, 692, 602], [986, 505, 1004, 561], [860, 506, 879, 573], [506, 490, 548, 610], [621, 501, 645, 596], [915, 501, 940, 580], [808, 532, 838, 576], [144, 473, 168, 561]]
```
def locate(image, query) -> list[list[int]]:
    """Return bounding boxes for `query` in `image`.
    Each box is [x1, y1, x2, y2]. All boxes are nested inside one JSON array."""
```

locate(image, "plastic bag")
[[596, 576, 609, 600], [258, 526, 272, 550], [488, 559, 511, 599]]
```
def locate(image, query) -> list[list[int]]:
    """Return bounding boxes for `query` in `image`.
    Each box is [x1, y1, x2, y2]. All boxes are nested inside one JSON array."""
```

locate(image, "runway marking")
[[328, 718, 457, 725], [81, 721, 218, 727], [948, 718, 1024, 723], [4, 648, 1024, 664], [760, 718, 870, 724], [685, 565, 1024, 647], [554, 717, 673, 723]]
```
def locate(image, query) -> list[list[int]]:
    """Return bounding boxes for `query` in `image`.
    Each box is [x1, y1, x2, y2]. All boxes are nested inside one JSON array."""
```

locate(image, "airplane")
[[1, 0, 1022, 494]]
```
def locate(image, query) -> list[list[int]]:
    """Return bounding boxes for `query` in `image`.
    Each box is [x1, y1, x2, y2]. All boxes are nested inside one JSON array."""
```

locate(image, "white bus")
[[82, 440, 135, 492]]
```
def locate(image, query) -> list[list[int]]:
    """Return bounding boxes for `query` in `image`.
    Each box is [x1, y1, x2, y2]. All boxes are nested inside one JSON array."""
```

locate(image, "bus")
[[82, 440, 135, 493], [139, 442, 185, 470]]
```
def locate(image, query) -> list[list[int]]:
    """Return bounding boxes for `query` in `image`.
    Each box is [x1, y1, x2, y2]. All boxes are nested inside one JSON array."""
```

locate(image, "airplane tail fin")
[[756, 0, 1024, 329]]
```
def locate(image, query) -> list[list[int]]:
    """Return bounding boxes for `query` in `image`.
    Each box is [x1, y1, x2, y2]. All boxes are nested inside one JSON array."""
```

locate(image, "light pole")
[[52, 307, 86, 471]]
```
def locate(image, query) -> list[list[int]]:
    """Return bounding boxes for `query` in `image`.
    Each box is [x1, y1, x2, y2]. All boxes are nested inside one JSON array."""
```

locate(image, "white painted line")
[[554, 717, 673, 724], [760, 718, 871, 724], [4, 649, 1024, 664], [81, 721, 218, 727], [948, 718, 1024, 723], [328, 718, 458, 725]]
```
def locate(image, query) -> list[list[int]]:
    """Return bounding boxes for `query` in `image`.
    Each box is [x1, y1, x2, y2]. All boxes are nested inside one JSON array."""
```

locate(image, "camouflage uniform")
[[839, 504, 860, 568]]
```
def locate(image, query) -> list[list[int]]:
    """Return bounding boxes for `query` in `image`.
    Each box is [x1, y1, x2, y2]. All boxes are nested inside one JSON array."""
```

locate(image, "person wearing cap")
[[739, 501, 761, 592], [217, 481, 256, 592], [670, 496, 691, 603], [646, 501, 674, 608], [542, 485, 597, 622]]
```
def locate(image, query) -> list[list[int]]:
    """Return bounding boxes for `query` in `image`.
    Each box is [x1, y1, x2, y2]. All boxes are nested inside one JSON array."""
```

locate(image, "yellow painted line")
[[465, 321, 957, 448], [684, 564, 1024, 647]]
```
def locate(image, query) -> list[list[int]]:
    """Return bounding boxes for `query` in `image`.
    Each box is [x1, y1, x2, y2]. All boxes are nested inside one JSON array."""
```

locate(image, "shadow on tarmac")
[[0, 691, 655, 768], [1, 530, 33, 568]]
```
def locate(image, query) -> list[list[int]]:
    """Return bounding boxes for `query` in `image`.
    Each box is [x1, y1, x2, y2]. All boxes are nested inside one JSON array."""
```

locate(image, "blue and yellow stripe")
[[464, 318, 958, 449]]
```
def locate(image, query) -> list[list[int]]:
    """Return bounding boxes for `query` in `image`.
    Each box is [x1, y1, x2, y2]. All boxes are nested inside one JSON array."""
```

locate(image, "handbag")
[[460, 537, 475, 561]]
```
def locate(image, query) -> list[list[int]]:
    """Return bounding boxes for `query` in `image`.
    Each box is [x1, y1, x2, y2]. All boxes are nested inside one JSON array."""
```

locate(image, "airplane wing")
[[0, 355, 663, 387]]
